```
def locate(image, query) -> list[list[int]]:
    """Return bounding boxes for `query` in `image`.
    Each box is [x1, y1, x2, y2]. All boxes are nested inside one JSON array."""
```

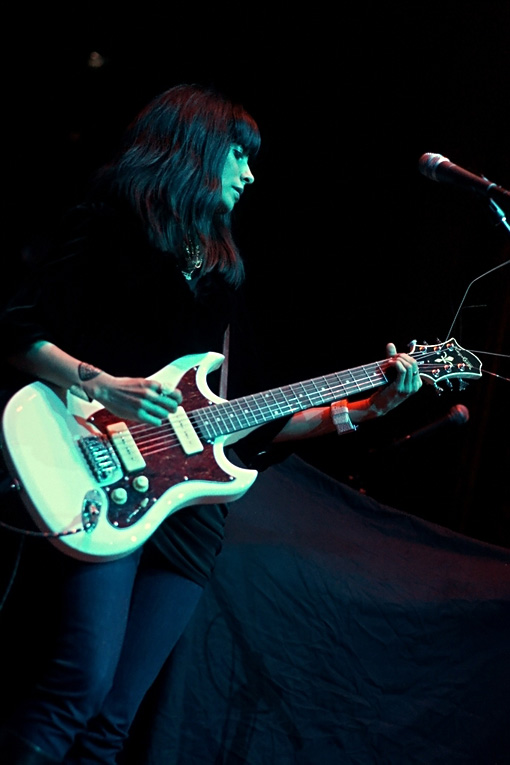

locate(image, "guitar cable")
[[0, 535, 24, 611], [0, 517, 86, 538], [0, 495, 85, 610], [0, 512, 86, 610]]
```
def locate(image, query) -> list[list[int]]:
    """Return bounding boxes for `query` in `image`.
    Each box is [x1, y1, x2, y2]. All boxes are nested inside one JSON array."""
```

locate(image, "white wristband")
[[331, 400, 358, 434]]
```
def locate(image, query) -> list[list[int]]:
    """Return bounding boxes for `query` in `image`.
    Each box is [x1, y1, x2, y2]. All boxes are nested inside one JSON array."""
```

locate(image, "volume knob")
[[132, 475, 149, 493], [111, 487, 128, 505]]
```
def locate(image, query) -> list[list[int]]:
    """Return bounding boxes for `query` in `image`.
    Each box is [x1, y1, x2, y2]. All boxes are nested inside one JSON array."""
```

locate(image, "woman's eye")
[[233, 148, 244, 160]]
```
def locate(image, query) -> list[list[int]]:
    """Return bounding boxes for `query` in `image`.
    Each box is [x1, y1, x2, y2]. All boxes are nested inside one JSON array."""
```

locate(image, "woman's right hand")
[[82, 373, 183, 426], [9, 342, 182, 427]]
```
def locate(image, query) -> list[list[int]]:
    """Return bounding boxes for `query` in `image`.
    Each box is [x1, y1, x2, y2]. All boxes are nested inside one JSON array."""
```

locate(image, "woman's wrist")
[[347, 395, 386, 424], [70, 362, 106, 402], [330, 400, 358, 434]]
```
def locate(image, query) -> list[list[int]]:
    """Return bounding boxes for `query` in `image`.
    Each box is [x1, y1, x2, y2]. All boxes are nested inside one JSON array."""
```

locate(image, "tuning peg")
[[458, 380, 468, 391]]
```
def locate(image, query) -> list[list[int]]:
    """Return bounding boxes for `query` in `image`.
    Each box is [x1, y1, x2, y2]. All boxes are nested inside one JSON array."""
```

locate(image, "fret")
[[292, 380, 316, 408], [262, 388, 291, 417], [358, 363, 386, 389], [304, 377, 328, 407], [234, 400, 260, 428], [374, 362, 388, 383], [328, 372, 349, 400], [278, 384, 303, 412], [256, 391, 288, 421], [194, 408, 223, 441], [248, 392, 268, 422], [219, 399, 253, 430], [262, 389, 288, 418], [344, 368, 364, 396]]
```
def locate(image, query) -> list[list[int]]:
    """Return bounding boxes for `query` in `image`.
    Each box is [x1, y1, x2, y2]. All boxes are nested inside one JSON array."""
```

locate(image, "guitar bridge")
[[79, 435, 123, 484]]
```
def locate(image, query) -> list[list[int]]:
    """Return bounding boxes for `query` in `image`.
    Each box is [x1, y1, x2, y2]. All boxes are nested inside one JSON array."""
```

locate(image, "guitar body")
[[1, 352, 257, 562]]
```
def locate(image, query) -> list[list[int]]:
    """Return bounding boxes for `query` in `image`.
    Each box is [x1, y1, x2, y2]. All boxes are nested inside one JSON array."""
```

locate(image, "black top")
[[0, 197, 275, 585]]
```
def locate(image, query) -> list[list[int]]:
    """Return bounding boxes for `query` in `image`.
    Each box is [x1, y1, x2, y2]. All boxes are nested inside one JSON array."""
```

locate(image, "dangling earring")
[[182, 240, 203, 280]]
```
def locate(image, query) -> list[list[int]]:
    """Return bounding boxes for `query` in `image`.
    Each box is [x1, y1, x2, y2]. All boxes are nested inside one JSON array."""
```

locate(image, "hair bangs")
[[231, 106, 261, 158]]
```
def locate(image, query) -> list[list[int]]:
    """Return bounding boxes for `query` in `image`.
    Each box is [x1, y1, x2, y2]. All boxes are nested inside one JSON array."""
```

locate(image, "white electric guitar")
[[0, 339, 481, 562]]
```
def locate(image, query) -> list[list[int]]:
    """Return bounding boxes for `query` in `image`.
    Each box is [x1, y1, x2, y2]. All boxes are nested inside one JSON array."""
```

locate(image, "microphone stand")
[[444, 197, 510, 340]]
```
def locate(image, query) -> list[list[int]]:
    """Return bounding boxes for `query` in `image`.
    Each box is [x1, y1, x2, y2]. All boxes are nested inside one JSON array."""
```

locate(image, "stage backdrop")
[[122, 454, 510, 765]]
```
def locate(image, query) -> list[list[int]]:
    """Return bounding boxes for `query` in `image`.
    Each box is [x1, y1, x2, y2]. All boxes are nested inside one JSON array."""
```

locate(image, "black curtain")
[[122, 455, 510, 765]]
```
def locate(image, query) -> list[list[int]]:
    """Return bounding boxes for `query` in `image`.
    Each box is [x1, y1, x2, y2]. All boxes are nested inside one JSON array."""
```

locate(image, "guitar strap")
[[219, 324, 230, 399]]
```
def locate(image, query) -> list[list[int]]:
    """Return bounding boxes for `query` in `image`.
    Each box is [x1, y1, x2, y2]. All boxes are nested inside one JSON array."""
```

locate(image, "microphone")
[[392, 403, 470, 448], [418, 153, 510, 203]]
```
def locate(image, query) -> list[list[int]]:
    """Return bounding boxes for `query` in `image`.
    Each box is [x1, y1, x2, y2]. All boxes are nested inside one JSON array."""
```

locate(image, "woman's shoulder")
[[64, 194, 142, 243], [33, 195, 146, 276]]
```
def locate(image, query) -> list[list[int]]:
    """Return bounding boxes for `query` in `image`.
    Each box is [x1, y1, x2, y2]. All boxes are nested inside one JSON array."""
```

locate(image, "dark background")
[[5, 4, 509, 547]]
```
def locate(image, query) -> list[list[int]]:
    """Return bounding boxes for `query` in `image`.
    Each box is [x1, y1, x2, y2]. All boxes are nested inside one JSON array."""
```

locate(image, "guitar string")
[[126, 350, 449, 440], [125, 353, 479, 455]]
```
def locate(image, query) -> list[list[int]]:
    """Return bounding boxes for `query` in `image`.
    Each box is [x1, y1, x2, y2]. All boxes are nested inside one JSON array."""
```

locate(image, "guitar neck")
[[193, 360, 389, 440]]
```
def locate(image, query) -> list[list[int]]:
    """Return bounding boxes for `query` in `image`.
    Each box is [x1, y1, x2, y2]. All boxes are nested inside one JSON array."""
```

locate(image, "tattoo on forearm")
[[78, 362, 103, 382]]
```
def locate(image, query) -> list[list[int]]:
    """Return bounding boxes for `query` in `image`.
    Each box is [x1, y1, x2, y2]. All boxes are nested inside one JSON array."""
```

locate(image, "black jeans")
[[2, 541, 203, 763]]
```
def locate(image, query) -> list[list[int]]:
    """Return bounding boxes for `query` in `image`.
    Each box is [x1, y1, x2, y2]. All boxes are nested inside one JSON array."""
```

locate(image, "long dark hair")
[[95, 83, 260, 286]]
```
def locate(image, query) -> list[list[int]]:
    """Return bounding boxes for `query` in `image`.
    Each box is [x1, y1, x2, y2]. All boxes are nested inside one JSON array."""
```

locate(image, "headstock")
[[412, 339, 482, 391]]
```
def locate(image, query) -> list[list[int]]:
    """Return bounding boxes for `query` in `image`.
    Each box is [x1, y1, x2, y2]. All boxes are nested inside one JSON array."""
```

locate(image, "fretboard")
[[193, 360, 390, 441]]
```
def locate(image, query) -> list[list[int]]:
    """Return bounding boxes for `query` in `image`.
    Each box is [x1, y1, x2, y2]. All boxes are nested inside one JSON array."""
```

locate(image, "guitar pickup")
[[106, 422, 146, 472], [168, 406, 204, 455]]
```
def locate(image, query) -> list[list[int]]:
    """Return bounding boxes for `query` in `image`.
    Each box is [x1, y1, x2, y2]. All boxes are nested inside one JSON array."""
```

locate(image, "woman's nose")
[[242, 164, 255, 185]]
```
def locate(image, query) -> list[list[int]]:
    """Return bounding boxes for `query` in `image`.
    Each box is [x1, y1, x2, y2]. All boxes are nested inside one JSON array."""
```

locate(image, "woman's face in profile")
[[220, 145, 255, 212]]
